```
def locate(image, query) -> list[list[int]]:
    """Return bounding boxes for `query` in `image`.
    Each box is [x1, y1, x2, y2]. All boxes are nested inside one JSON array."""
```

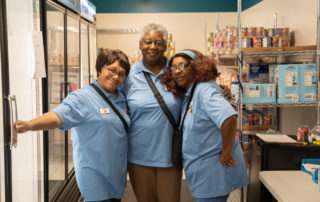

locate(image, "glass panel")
[[89, 26, 97, 82], [46, 4, 66, 201], [67, 14, 80, 173], [80, 22, 89, 87]]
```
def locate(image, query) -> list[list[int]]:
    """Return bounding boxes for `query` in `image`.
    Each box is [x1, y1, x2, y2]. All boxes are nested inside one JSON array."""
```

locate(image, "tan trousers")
[[128, 163, 182, 202]]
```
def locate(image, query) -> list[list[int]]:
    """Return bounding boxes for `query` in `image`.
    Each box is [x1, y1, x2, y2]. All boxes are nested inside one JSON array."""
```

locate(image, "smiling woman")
[[161, 49, 248, 202], [15, 48, 131, 202]]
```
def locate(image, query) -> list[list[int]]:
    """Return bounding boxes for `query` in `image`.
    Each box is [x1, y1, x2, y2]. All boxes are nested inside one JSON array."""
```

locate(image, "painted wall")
[[96, 12, 237, 57]]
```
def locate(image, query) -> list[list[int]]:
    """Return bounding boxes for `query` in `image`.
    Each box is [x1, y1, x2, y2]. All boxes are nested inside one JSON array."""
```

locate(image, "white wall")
[[96, 12, 237, 57]]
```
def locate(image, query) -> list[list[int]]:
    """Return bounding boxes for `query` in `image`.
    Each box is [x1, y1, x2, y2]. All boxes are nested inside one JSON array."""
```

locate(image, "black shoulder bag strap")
[[143, 71, 178, 129], [90, 83, 129, 132], [179, 82, 197, 130]]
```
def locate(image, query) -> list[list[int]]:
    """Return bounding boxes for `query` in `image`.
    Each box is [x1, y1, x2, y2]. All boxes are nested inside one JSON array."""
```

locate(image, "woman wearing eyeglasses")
[[160, 49, 248, 202], [15, 49, 131, 202]]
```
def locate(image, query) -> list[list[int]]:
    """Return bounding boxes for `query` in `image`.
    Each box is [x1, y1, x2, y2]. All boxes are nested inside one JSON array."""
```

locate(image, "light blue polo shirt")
[[53, 80, 130, 201], [182, 81, 249, 198], [124, 58, 182, 167]]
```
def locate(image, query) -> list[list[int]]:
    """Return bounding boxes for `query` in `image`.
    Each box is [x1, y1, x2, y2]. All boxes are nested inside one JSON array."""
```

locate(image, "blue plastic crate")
[[300, 158, 320, 184]]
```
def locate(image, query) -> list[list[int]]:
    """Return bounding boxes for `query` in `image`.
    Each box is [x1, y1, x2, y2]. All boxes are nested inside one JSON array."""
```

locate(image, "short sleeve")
[[202, 86, 237, 129], [53, 91, 89, 130]]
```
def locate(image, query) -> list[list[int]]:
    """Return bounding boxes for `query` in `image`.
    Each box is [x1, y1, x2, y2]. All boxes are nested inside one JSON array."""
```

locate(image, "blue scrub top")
[[53, 80, 130, 201], [124, 58, 182, 167], [182, 81, 249, 198]]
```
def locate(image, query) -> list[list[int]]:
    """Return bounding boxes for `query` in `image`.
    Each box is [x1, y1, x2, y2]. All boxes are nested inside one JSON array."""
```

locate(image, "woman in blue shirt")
[[15, 49, 131, 202], [161, 49, 249, 202]]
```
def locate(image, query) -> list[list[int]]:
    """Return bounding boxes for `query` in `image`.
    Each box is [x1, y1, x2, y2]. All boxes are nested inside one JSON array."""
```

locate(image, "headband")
[[175, 50, 198, 61]]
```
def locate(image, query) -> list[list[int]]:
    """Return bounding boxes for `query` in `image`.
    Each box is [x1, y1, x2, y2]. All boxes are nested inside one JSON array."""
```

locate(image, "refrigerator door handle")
[[8, 95, 18, 149]]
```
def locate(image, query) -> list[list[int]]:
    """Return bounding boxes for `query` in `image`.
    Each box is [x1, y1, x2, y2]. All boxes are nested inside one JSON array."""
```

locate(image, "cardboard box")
[[248, 64, 271, 83], [299, 63, 317, 102], [242, 83, 276, 104], [277, 64, 299, 103]]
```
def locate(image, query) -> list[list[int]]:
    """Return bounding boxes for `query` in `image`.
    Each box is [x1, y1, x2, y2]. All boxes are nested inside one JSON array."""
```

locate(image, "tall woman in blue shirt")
[[15, 49, 131, 202], [161, 50, 249, 202]]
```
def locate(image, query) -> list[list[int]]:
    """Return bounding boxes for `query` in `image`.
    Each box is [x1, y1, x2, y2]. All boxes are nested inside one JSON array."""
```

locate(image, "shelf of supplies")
[[243, 102, 317, 108], [217, 45, 317, 58], [241, 130, 271, 135], [243, 49, 316, 57], [219, 65, 238, 70]]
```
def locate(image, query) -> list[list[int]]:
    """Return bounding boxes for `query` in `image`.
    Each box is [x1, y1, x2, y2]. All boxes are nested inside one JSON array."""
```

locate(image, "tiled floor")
[[122, 180, 244, 202]]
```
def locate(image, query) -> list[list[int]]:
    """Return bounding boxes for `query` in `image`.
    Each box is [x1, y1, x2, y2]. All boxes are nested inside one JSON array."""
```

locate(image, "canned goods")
[[243, 115, 249, 127], [242, 38, 252, 48], [297, 126, 310, 142], [268, 28, 274, 37], [252, 37, 262, 48], [223, 28, 228, 38], [241, 27, 247, 38], [207, 32, 214, 41], [256, 27, 264, 37], [228, 40, 237, 50], [248, 27, 256, 37], [281, 28, 289, 36], [263, 37, 272, 47], [248, 115, 254, 125], [274, 28, 280, 36], [279, 38, 290, 47], [272, 37, 279, 47], [253, 115, 260, 125]]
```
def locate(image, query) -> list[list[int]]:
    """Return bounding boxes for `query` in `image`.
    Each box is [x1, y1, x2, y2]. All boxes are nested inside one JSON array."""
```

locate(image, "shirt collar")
[[93, 80, 124, 102], [134, 57, 170, 75], [185, 82, 196, 98]]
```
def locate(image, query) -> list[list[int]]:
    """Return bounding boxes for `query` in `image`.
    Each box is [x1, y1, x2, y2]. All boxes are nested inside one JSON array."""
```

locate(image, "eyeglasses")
[[103, 66, 126, 78], [170, 63, 189, 72]]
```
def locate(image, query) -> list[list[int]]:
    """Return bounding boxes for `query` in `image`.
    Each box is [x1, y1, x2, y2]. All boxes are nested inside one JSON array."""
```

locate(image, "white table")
[[259, 171, 320, 202]]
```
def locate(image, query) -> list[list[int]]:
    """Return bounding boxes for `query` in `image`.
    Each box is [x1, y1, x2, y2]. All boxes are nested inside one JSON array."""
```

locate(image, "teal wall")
[[90, 0, 262, 13]]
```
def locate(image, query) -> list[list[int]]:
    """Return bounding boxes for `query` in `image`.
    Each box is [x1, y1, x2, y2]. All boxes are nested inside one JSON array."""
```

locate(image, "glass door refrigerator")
[[44, 0, 96, 201]]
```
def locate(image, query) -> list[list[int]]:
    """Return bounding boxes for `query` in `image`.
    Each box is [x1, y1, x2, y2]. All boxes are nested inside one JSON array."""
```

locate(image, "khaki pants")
[[128, 163, 182, 202]]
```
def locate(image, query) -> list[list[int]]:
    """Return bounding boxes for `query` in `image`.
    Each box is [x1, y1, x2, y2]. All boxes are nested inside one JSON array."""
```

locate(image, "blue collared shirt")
[[182, 81, 249, 198], [124, 58, 182, 167], [53, 80, 130, 201]]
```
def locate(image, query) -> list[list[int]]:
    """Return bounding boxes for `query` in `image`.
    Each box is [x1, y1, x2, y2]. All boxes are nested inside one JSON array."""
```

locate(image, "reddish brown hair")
[[160, 49, 220, 98]]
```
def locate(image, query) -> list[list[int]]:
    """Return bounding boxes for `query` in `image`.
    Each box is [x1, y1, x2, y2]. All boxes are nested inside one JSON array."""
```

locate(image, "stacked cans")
[[242, 110, 273, 130], [241, 27, 290, 48]]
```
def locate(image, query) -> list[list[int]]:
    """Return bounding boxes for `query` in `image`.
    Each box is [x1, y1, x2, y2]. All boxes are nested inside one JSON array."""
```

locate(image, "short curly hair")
[[140, 23, 168, 46], [95, 48, 130, 77], [160, 49, 220, 98]]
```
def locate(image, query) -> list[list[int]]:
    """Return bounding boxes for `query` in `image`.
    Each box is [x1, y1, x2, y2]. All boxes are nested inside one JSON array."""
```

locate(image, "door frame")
[[0, 0, 12, 201]]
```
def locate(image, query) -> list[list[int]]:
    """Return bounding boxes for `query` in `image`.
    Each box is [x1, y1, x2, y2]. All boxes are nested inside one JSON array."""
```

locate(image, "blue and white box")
[[299, 63, 317, 102], [248, 64, 270, 83], [277, 64, 299, 103], [242, 83, 276, 104]]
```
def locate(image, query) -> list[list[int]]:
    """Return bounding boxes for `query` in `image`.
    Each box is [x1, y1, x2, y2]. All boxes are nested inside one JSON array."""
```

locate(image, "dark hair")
[[160, 49, 220, 98], [95, 48, 130, 77]]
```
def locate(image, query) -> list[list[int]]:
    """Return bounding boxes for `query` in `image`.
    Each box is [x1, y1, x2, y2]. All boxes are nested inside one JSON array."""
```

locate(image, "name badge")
[[99, 108, 110, 114]]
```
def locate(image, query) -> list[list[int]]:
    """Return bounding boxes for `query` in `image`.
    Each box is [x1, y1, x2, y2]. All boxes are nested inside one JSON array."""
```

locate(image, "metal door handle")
[[8, 95, 18, 149]]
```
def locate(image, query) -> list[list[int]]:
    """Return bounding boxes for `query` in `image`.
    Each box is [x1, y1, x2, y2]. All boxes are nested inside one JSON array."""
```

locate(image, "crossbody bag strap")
[[90, 83, 129, 132], [179, 82, 197, 130], [143, 71, 178, 129]]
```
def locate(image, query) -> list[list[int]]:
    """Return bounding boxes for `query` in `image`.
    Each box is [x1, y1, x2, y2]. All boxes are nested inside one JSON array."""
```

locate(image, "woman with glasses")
[[160, 49, 249, 202], [124, 23, 232, 202], [15, 49, 131, 202]]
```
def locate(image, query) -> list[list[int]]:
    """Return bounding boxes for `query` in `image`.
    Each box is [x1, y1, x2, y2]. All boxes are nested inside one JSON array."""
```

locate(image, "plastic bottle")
[[231, 81, 239, 103]]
